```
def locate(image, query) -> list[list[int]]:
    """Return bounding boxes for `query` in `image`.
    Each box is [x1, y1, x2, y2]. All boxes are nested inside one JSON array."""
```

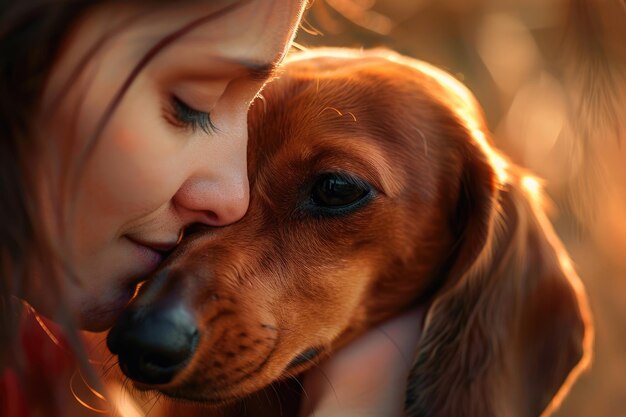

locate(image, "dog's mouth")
[[123, 345, 327, 405], [286, 346, 324, 370]]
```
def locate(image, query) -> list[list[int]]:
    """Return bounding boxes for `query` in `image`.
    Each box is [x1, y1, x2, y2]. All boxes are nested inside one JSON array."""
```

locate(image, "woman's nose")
[[174, 174, 249, 226], [173, 148, 249, 227]]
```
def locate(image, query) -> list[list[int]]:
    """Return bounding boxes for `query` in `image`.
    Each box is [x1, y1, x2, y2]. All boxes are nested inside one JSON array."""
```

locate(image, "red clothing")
[[1, 368, 29, 417], [1, 311, 75, 417]]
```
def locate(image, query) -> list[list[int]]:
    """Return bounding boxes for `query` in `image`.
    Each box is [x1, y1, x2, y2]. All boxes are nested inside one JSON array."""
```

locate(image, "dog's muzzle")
[[107, 296, 199, 385]]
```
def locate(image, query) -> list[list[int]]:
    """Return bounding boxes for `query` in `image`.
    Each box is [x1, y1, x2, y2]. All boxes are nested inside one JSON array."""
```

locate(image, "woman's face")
[[31, 0, 305, 331]]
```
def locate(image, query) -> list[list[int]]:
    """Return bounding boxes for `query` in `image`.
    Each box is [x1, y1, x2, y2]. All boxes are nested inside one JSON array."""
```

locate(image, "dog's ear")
[[405, 138, 591, 417]]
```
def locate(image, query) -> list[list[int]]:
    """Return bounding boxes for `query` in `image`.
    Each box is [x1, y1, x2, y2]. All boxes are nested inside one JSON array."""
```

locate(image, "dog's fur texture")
[[118, 48, 592, 417]]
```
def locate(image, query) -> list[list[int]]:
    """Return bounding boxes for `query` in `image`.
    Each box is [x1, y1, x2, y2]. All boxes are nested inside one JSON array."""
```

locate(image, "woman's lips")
[[79, 237, 178, 331], [81, 238, 168, 330], [126, 238, 163, 270], [124, 235, 178, 271], [127, 236, 179, 253]]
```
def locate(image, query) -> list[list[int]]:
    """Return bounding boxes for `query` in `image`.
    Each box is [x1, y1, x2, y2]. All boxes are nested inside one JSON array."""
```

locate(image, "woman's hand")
[[298, 307, 424, 417]]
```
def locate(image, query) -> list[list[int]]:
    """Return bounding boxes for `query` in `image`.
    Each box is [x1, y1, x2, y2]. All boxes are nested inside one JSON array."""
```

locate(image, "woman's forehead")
[[42, 0, 304, 111], [99, 1, 300, 74]]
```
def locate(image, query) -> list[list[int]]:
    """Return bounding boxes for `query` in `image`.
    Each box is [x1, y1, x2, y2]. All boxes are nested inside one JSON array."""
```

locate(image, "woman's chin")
[[77, 287, 137, 332]]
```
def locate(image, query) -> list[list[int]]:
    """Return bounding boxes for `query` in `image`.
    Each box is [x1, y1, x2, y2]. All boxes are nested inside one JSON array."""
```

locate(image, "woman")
[[0, 1, 421, 416]]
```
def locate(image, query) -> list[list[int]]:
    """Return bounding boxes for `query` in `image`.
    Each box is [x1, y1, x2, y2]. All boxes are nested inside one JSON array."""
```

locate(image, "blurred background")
[[295, 0, 626, 416]]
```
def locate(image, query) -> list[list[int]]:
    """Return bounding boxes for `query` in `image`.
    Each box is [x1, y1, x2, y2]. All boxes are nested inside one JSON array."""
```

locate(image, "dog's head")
[[107, 49, 591, 416]]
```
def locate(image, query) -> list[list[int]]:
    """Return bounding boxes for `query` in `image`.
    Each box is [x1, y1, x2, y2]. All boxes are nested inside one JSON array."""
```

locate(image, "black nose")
[[107, 301, 199, 385]]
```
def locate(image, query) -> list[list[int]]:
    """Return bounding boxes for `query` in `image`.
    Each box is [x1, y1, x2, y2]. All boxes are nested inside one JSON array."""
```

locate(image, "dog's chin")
[[127, 380, 218, 404], [132, 381, 260, 407], [165, 389, 238, 406], [129, 353, 322, 407]]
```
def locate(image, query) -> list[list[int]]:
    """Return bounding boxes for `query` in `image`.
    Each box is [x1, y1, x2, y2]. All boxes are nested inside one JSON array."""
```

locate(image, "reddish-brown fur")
[[123, 48, 592, 417]]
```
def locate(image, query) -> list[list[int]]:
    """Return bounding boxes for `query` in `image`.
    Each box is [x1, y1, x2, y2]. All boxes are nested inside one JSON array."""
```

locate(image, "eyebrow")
[[170, 55, 282, 82], [237, 59, 282, 81]]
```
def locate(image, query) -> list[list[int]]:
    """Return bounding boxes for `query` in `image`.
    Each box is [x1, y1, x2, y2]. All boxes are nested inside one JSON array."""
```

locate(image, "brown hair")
[[0, 0, 97, 366], [0, 1, 261, 414]]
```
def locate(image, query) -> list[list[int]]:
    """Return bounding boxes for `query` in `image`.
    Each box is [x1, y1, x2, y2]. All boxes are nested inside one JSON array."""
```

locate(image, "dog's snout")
[[107, 301, 199, 385]]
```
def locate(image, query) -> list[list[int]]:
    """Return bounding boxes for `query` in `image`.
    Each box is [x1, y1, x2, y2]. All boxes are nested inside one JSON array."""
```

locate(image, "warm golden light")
[[521, 175, 541, 198]]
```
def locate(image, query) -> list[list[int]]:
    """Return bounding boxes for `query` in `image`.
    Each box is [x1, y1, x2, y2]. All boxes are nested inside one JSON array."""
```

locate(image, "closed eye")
[[167, 96, 218, 135]]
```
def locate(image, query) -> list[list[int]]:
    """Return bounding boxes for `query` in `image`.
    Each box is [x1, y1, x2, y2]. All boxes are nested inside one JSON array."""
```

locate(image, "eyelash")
[[168, 96, 218, 135]]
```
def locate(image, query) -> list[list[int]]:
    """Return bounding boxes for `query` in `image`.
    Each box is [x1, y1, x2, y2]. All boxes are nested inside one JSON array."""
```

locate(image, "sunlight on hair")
[[319, 106, 358, 122], [300, 17, 324, 36], [291, 41, 308, 52], [24, 303, 66, 350], [404, 57, 510, 184], [531, 206, 594, 417], [70, 365, 149, 417], [468, 127, 509, 185], [79, 368, 107, 401], [70, 371, 109, 414]]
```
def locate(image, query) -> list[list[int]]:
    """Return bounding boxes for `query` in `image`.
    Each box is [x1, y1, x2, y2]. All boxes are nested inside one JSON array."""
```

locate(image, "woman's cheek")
[[87, 108, 185, 212]]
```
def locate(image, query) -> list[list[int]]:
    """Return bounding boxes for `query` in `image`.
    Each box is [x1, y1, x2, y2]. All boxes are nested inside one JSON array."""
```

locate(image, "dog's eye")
[[310, 173, 371, 209]]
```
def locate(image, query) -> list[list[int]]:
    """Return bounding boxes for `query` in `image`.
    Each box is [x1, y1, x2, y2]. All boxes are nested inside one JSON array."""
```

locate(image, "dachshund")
[[107, 48, 592, 417]]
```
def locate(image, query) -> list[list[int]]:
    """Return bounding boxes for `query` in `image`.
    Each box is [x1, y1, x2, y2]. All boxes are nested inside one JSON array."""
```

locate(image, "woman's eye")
[[310, 173, 371, 209], [168, 96, 217, 135]]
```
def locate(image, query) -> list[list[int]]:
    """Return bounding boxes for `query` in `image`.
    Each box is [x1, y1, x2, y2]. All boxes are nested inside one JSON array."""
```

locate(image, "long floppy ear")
[[405, 140, 592, 417]]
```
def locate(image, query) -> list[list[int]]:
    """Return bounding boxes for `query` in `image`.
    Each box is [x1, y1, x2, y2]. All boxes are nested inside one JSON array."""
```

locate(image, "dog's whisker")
[[268, 382, 284, 417], [99, 359, 120, 380], [120, 376, 133, 407], [91, 334, 110, 350], [139, 390, 157, 408], [254, 381, 274, 413], [144, 392, 162, 417], [374, 326, 412, 369], [282, 367, 309, 401], [85, 335, 111, 365], [237, 396, 247, 417], [98, 353, 117, 372], [308, 360, 339, 407]]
